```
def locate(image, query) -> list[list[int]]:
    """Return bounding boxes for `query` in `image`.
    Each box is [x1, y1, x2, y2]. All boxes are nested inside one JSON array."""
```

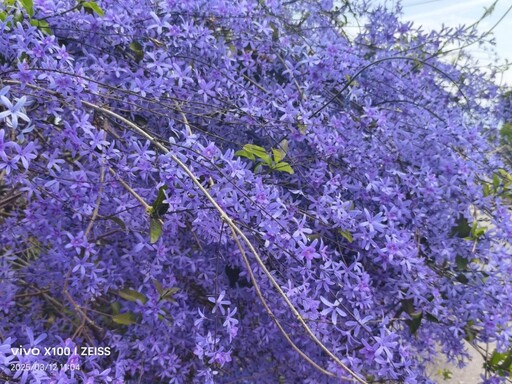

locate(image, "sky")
[[373, 0, 512, 86]]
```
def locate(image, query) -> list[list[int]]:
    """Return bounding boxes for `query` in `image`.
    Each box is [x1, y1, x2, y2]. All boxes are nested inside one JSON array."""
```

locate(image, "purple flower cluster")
[[0, 0, 511, 382]]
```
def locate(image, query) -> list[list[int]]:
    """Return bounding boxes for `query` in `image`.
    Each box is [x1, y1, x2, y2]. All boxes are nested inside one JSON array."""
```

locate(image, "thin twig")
[[85, 160, 105, 238], [231, 228, 337, 378]]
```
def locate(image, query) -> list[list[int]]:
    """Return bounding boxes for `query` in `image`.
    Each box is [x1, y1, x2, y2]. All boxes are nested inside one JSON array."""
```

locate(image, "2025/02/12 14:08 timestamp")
[[10, 362, 81, 371]]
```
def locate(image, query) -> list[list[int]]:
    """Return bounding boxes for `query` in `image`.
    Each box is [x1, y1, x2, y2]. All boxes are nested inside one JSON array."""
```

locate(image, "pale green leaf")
[[235, 149, 255, 160], [150, 217, 163, 243], [243, 144, 267, 159], [279, 138, 289, 155], [118, 289, 148, 304], [112, 312, 137, 325], [160, 287, 179, 302], [19, 0, 33, 17], [111, 301, 120, 314], [272, 148, 285, 163], [338, 229, 353, 243], [106, 215, 126, 231], [29, 19, 51, 34], [82, 1, 105, 16], [151, 185, 168, 214], [273, 161, 294, 174], [296, 120, 307, 134], [129, 40, 144, 62], [153, 279, 163, 295], [258, 153, 272, 166]]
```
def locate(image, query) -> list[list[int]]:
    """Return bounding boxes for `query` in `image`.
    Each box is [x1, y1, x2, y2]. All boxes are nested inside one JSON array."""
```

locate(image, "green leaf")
[[455, 255, 469, 271], [441, 370, 453, 380], [297, 122, 307, 134], [153, 280, 179, 302], [236, 144, 278, 167], [464, 320, 477, 342], [81, 1, 105, 16], [406, 311, 423, 335], [272, 148, 285, 163], [159, 287, 179, 302], [106, 215, 126, 231], [13, 12, 23, 23], [451, 215, 471, 238], [150, 217, 163, 243], [493, 173, 500, 190], [155, 202, 169, 217], [150, 186, 169, 219], [243, 144, 267, 159], [19, 0, 33, 17], [501, 122, 512, 143], [29, 19, 51, 34], [338, 229, 353, 243], [470, 222, 487, 239], [401, 299, 422, 318], [490, 350, 508, 366], [112, 312, 137, 325], [153, 279, 163, 295], [498, 169, 512, 182], [425, 312, 439, 323], [151, 185, 167, 212], [118, 289, 148, 304], [279, 138, 289, 154], [258, 153, 272, 166], [491, 351, 512, 374], [129, 40, 144, 62], [456, 273, 469, 284], [110, 301, 120, 315], [270, 21, 279, 41], [272, 161, 294, 174], [235, 149, 255, 160], [483, 183, 491, 197]]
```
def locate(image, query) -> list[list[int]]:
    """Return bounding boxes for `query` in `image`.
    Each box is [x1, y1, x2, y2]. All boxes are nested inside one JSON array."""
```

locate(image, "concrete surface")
[[427, 342, 491, 383]]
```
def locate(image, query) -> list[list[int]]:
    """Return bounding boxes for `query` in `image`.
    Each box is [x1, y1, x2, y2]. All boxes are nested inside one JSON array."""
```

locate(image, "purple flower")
[[374, 329, 398, 364], [298, 239, 320, 267], [208, 291, 231, 315], [0, 129, 19, 161], [197, 78, 216, 102], [0, 95, 30, 129], [320, 296, 347, 326], [65, 231, 89, 254], [345, 309, 373, 337], [170, 63, 193, 87], [72, 254, 94, 278], [360, 208, 386, 234], [25, 328, 46, 347], [14, 141, 37, 169], [292, 215, 313, 243]]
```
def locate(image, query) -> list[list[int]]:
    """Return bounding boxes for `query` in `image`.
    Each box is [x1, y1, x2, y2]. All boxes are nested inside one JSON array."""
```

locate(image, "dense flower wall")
[[1, 0, 512, 382]]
